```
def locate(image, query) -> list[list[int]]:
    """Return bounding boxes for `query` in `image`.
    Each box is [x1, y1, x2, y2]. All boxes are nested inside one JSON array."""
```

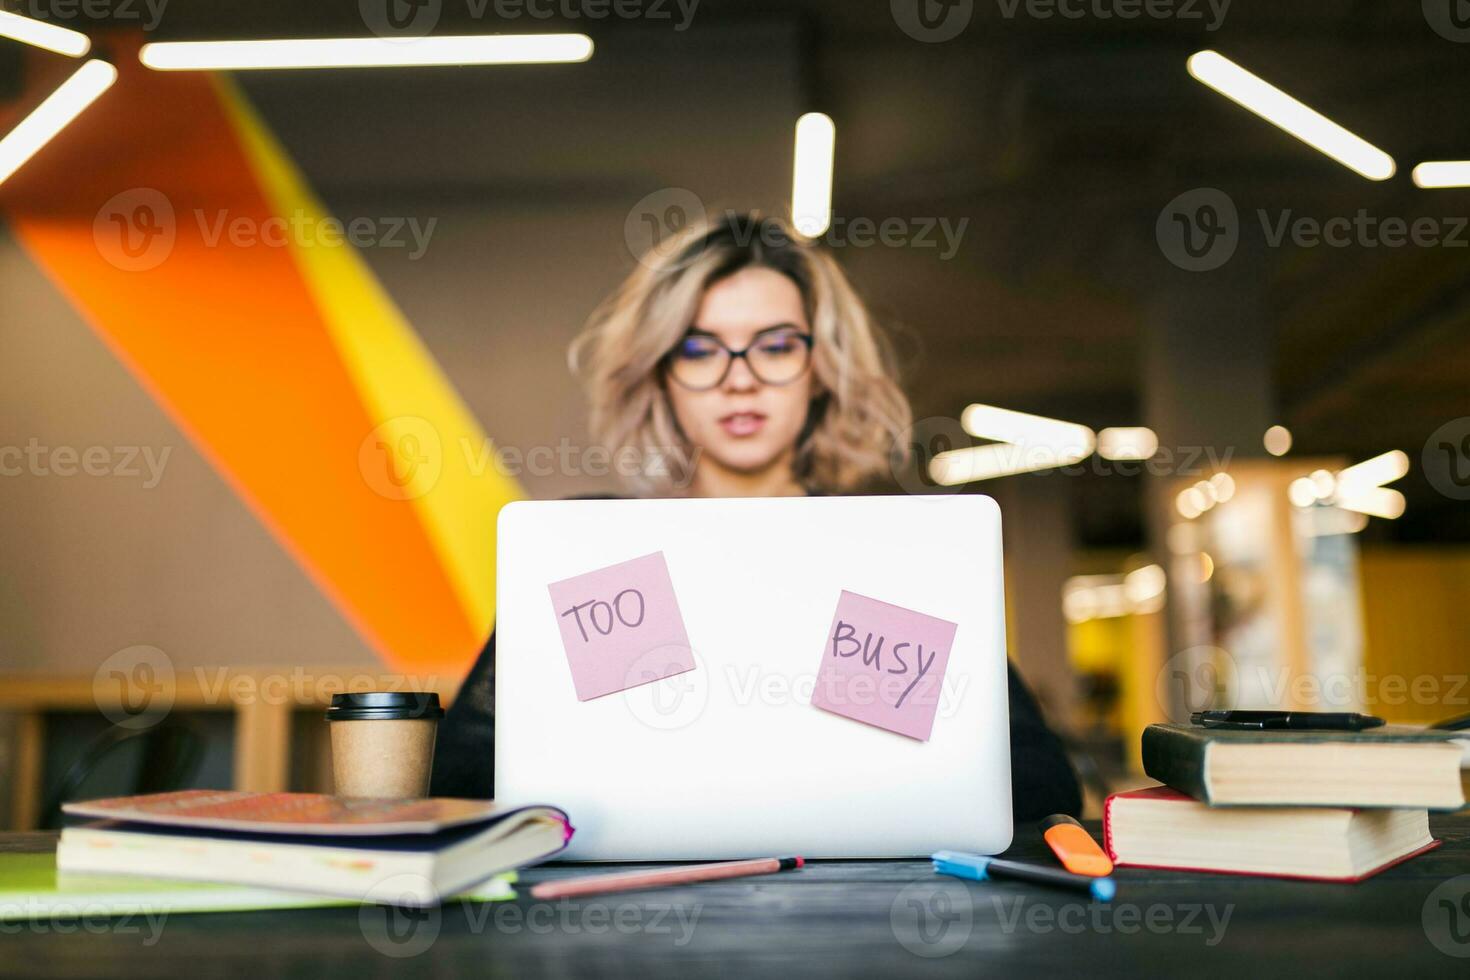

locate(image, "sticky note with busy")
[[810, 590, 958, 741]]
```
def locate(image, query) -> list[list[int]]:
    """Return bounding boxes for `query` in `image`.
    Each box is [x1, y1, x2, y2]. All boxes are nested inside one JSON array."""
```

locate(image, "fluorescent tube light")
[[961, 404, 1096, 451], [139, 34, 594, 71], [1187, 50, 1395, 181], [929, 404, 1095, 485], [0, 60, 116, 187], [930, 441, 1091, 485], [0, 10, 90, 57], [791, 112, 835, 238], [1097, 427, 1158, 461], [1335, 449, 1408, 492], [1334, 486, 1405, 520], [1411, 162, 1470, 189]]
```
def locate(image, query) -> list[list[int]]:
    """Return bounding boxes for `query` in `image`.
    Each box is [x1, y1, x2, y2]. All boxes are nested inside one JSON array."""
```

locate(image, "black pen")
[[1190, 710, 1385, 731], [933, 851, 1116, 902]]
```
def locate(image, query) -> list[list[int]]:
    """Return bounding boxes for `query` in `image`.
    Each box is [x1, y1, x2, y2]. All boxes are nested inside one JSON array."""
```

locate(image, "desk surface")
[[4, 816, 1468, 978]]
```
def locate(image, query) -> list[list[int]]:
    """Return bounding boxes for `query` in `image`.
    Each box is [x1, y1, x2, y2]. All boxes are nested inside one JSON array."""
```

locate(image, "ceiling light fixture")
[[1333, 450, 1408, 519], [791, 112, 835, 238], [1186, 50, 1395, 181], [1097, 427, 1159, 461], [0, 59, 116, 187], [929, 405, 1095, 485], [139, 34, 595, 71], [1263, 425, 1292, 456], [0, 10, 90, 57], [1411, 161, 1470, 189], [1286, 450, 1408, 520]]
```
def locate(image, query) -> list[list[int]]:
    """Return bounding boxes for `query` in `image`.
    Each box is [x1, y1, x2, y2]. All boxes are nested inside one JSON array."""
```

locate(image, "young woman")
[[432, 213, 1082, 821]]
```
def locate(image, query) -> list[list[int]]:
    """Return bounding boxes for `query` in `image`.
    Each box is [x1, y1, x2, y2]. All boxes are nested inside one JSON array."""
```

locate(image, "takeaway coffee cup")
[[326, 692, 444, 798]]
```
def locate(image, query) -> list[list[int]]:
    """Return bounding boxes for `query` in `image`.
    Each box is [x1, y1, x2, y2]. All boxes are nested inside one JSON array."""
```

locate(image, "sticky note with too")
[[810, 590, 958, 741], [547, 551, 696, 701]]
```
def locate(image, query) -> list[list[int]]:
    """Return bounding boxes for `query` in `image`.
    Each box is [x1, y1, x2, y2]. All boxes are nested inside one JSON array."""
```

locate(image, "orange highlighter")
[[1040, 814, 1114, 877]]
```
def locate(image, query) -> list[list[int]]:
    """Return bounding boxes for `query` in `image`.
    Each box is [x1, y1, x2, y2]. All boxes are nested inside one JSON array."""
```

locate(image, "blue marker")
[[932, 850, 1116, 902]]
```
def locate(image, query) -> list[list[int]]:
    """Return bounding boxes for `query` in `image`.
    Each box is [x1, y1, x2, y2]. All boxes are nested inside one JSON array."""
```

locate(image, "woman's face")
[[666, 266, 815, 480]]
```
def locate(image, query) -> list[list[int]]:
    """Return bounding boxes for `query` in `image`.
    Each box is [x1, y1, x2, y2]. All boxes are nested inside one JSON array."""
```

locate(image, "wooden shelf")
[[0, 667, 460, 830]]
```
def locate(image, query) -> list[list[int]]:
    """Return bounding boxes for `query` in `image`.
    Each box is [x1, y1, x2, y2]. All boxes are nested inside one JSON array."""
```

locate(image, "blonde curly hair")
[[570, 212, 912, 494]]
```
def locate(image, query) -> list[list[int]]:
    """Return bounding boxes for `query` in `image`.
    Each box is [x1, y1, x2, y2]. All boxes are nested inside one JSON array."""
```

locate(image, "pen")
[[529, 856, 803, 900], [933, 851, 1116, 902], [1190, 710, 1385, 731]]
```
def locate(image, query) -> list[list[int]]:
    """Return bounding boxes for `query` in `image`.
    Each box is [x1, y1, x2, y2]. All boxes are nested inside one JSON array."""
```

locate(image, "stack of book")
[[1103, 723, 1465, 881], [56, 790, 572, 907]]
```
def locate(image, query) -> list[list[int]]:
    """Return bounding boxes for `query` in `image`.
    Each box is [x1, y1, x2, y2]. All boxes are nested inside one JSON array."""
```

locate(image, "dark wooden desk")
[[4, 817, 1469, 978]]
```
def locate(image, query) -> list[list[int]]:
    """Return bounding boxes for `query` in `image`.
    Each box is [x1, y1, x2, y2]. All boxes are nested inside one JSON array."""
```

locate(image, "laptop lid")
[[495, 495, 1012, 859]]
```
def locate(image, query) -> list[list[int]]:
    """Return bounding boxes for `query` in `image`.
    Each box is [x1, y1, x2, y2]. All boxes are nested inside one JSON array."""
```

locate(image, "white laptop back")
[[494, 495, 1012, 859]]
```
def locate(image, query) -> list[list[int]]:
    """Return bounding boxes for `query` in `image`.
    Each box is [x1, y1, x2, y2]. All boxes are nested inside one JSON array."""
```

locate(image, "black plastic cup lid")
[[326, 691, 443, 722]]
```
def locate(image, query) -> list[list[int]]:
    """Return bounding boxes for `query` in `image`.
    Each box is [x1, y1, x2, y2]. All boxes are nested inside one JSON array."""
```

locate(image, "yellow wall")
[[1359, 548, 1470, 725]]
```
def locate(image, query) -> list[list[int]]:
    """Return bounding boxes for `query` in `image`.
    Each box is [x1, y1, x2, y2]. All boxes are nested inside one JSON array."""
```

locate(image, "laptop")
[[494, 494, 1012, 859]]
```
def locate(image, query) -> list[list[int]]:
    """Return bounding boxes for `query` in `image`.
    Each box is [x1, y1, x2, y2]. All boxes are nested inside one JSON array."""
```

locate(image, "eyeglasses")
[[664, 325, 815, 391]]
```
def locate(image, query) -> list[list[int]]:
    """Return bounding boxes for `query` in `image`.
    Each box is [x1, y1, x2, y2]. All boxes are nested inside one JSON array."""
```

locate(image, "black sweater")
[[431, 630, 1083, 822]]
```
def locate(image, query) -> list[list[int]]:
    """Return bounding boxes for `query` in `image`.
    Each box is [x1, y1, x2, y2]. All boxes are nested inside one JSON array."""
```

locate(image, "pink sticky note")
[[547, 551, 696, 701], [810, 590, 958, 741]]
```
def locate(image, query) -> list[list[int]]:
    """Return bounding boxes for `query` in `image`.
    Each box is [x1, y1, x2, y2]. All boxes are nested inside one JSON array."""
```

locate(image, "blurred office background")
[[1, 1, 1467, 824]]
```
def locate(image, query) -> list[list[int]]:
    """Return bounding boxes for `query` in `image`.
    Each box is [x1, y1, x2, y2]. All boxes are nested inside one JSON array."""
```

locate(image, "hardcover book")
[[1140, 723, 1465, 809]]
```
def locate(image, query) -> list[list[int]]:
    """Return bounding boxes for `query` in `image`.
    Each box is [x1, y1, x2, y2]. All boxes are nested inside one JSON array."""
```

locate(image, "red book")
[[1103, 785, 1440, 883]]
